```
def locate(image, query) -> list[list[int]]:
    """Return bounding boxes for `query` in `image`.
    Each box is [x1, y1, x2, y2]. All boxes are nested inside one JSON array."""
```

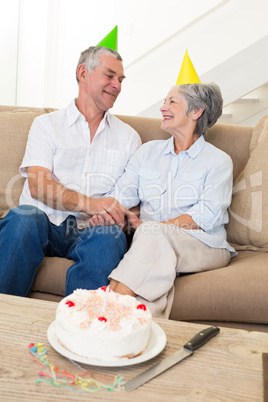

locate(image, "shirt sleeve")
[[19, 116, 55, 177], [186, 153, 233, 231], [125, 128, 142, 163], [109, 147, 143, 208]]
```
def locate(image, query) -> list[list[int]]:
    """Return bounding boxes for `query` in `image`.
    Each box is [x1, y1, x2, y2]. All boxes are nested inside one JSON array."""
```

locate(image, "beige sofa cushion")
[[170, 250, 268, 323], [31, 256, 72, 296], [227, 115, 268, 251], [0, 109, 46, 218]]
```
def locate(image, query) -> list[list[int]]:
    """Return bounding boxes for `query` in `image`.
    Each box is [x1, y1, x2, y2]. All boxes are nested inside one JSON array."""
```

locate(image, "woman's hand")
[[124, 209, 143, 231], [162, 214, 201, 230]]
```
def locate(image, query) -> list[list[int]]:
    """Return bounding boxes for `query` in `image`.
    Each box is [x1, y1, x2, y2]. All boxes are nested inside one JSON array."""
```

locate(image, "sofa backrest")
[[0, 105, 253, 219], [117, 114, 253, 182], [0, 107, 55, 219]]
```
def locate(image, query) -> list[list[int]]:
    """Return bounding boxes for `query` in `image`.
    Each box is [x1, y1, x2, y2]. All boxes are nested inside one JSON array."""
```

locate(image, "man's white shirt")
[[19, 99, 141, 225]]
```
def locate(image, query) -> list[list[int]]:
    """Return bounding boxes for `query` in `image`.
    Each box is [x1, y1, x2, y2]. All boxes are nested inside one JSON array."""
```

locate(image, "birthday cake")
[[55, 287, 152, 361]]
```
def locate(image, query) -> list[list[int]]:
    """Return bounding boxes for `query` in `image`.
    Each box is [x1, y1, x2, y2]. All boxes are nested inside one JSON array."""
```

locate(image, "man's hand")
[[88, 214, 107, 227], [87, 198, 125, 227], [88, 213, 127, 230]]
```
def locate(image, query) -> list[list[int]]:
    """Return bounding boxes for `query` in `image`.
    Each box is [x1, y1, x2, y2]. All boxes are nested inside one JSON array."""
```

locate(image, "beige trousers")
[[109, 222, 231, 318]]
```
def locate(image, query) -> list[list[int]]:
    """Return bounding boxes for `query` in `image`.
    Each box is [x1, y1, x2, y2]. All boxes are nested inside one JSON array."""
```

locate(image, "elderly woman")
[[92, 83, 236, 318]]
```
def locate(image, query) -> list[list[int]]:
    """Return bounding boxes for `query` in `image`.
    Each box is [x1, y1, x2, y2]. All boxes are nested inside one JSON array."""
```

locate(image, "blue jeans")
[[0, 205, 127, 297]]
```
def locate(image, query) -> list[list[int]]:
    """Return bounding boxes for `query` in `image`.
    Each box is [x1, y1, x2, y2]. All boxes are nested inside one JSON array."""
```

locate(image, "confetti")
[[28, 343, 125, 393]]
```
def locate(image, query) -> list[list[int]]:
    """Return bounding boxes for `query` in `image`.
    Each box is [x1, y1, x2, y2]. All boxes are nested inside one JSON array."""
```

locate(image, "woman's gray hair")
[[177, 83, 223, 137], [76, 46, 123, 83]]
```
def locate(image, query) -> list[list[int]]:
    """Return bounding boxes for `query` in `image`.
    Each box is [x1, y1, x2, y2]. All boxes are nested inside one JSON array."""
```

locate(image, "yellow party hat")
[[176, 50, 201, 85], [97, 26, 118, 52]]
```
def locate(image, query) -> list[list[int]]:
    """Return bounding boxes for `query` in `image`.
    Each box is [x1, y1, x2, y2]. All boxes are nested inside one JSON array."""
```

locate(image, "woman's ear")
[[193, 108, 204, 121]]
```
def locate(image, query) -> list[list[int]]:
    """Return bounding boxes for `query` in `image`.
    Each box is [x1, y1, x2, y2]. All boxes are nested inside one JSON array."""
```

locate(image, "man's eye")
[[106, 74, 113, 79]]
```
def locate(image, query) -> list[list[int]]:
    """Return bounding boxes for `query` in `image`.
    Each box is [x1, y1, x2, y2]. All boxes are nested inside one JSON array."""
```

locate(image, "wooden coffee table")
[[0, 294, 267, 401]]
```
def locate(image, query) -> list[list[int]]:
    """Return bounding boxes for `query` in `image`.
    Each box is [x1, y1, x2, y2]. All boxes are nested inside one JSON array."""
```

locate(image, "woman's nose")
[[160, 104, 167, 113]]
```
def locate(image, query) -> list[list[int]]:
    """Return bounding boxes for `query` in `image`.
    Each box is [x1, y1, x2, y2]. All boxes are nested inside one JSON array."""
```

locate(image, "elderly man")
[[0, 46, 141, 297]]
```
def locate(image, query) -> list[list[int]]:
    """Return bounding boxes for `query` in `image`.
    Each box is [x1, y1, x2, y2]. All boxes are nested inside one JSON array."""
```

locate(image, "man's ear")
[[76, 64, 87, 83], [193, 108, 204, 121]]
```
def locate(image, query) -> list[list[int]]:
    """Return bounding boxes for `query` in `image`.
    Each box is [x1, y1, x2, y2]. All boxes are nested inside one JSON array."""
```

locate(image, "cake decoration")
[[65, 300, 75, 307], [137, 304, 147, 311], [101, 286, 110, 292], [98, 316, 107, 322]]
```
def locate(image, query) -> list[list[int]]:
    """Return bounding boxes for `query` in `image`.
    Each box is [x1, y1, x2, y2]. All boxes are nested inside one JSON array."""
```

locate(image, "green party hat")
[[97, 26, 118, 51]]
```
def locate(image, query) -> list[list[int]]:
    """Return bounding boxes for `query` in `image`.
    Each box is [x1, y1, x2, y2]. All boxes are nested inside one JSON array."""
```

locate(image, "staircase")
[[113, 0, 268, 128], [218, 84, 268, 126]]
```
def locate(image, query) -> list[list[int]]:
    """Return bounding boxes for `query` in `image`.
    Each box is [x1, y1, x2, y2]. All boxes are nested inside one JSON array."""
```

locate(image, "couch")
[[0, 105, 267, 332]]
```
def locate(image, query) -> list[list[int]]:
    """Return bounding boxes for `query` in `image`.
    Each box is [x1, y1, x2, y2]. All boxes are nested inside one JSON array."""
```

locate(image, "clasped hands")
[[88, 197, 142, 231]]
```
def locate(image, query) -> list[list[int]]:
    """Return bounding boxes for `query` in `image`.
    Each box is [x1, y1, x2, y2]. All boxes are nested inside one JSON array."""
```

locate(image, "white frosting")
[[55, 288, 152, 361]]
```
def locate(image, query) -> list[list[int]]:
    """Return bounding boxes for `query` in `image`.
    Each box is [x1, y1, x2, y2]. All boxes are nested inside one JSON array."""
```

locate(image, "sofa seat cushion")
[[227, 115, 268, 251], [170, 250, 268, 324], [31, 256, 73, 296]]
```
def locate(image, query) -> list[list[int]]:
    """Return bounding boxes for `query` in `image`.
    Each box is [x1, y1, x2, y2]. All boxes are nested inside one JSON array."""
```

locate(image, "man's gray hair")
[[176, 83, 223, 137], [76, 46, 123, 83]]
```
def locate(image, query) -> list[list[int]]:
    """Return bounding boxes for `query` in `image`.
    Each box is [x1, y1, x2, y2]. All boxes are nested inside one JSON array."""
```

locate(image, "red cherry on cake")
[[65, 300, 75, 307], [137, 304, 147, 311], [101, 286, 110, 292], [98, 316, 107, 322]]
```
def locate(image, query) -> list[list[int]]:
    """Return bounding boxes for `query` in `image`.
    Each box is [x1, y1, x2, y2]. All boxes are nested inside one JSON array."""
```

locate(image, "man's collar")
[[66, 99, 112, 129], [66, 99, 81, 127], [104, 110, 112, 128], [164, 135, 206, 158], [96, 111, 112, 134]]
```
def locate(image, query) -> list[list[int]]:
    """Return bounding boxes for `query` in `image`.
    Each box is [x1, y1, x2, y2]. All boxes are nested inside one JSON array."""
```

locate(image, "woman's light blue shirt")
[[111, 135, 236, 256]]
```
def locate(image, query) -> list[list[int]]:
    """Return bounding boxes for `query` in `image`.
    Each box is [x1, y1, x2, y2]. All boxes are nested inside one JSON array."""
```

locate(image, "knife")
[[124, 326, 220, 392]]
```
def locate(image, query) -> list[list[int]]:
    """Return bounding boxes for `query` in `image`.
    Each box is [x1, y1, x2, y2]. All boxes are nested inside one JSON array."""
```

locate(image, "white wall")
[[56, 0, 223, 109], [1, 0, 268, 121], [16, 0, 49, 107], [14, 0, 223, 108], [0, 0, 20, 105]]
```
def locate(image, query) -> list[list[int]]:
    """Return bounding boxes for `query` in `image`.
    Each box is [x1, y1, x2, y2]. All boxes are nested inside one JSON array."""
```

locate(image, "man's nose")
[[111, 77, 121, 91]]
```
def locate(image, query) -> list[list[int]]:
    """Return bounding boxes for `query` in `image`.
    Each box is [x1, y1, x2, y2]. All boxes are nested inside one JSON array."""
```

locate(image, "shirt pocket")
[[54, 145, 86, 172], [175, 172, 204, 209]]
